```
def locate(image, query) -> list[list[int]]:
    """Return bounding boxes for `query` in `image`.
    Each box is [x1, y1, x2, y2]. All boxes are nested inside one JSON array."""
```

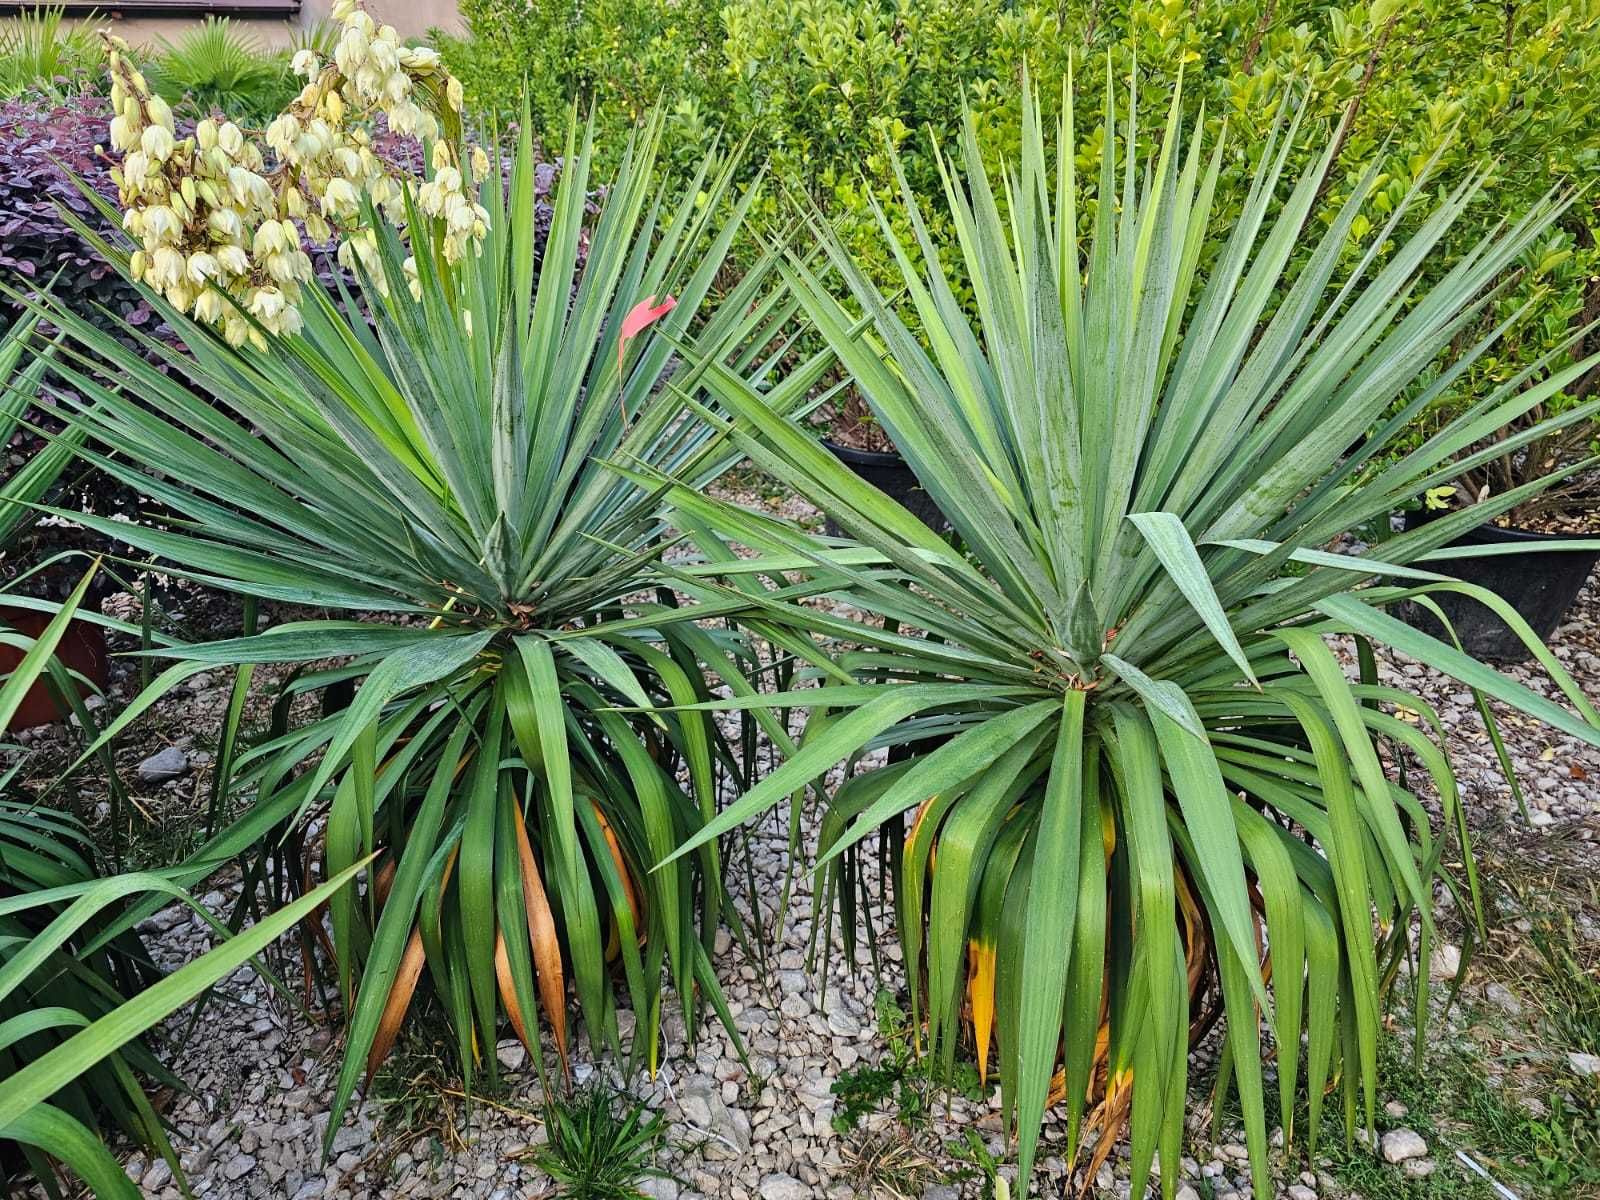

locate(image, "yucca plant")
[[651, 82, 1600, 1196], [0, 859, 364, 1200], [29, 112, 830, 1147]]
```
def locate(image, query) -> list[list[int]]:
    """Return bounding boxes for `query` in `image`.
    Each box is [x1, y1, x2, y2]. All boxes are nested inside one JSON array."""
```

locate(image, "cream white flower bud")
[[193, 289, 226, 323], [217, 244, 251, 275], [248, 286, 288, 320], [369, 36, 397, 73], [253, 220, 284, 257], [109, 114, 136, 151], [149, 245, 184, 288], [208, 207, 244, 240], [122, 150, 150, 190], [226, 165, 257, 204], [145, 95, 175, 131], [266, 114, 300, 156], [322, 176, 359, 216], [186, 251, 219, 283], [140, 123, 175, 161], [218, 122, 244, 157], [142, 205, 180, 242]]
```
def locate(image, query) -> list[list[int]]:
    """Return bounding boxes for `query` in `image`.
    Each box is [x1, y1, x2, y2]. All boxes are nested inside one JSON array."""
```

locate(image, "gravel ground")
[[13, 512, 1600, 1200]]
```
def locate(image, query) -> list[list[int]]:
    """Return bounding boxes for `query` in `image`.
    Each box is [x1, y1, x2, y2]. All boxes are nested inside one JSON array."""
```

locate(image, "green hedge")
[[443, 0, 1600, 444]]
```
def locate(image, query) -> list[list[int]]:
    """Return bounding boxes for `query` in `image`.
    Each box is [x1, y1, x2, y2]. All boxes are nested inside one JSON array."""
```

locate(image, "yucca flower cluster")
[[103, 0, 488, 348]]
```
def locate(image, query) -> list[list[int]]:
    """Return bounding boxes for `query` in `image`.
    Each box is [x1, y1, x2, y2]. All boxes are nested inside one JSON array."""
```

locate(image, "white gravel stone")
[[758, 1173, 810, 1200], [1569, 1051, 1600, 1077], [1380, 1128, 1428, 1164]]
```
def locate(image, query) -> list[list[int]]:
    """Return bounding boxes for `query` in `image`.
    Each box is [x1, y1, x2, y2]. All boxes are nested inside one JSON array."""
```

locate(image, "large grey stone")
[[143, 1161, 173, 1190], [1427, 944, 1461, 980], [677, 1078, 751, 1160], [495, 1038, 527, 1071], [137, 746, 190, 783]]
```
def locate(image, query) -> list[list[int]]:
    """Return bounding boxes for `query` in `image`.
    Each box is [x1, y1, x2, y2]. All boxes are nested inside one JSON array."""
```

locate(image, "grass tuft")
[[532, 1086, 671, 1200]]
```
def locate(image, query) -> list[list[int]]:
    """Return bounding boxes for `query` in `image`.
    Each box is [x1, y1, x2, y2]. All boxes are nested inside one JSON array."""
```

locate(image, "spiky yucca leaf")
[[0, 314, 81, 551], [30, 112, 824, 1145], [657, 81, 1600, 1196], [0, 791, 181, 1198], [0, 828, 365, 1197], [0, 572, 365, 1196]]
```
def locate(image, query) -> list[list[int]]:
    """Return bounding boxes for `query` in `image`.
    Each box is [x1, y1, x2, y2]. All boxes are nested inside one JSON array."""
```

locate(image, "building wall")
[[40, 2, 464, 50]]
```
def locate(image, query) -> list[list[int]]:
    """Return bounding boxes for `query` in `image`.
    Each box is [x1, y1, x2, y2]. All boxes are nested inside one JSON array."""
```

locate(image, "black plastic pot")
[[1397, 507, 1600, 662], [821, 440, 950, 536]]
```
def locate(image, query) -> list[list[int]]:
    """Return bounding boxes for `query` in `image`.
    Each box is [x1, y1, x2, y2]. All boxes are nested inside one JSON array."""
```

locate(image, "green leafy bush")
[[440, 0, 729, 162], [443, 0, 1600, 469]]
